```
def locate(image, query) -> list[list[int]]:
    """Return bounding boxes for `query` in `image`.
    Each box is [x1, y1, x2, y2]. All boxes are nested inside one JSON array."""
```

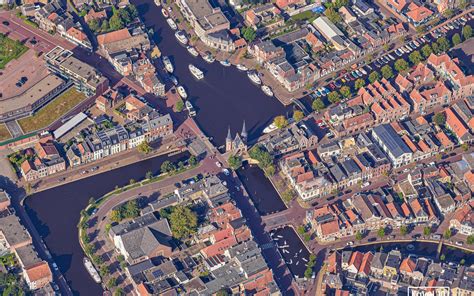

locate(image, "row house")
[[20, 140, 66, 181], [249, 40, 285, 65], [449, 201, 474, 236], [410, 81, 452, 114], [244, 4, 283, 32], [445, 106, 474, 144], [95, 88, 124, 112], [263, 121, 318, 157], [61, 26, 92, 51]]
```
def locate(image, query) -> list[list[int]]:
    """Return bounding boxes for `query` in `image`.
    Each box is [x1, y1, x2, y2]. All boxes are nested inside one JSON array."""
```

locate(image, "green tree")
[[216, 289, 230, 296], [297, 225, 306, 235], [355, 231, 363, 240], [432, 42, 440, 54], [312, 98, 325, 111], [381, 65, 393, 79], [368, 71, 380, 83], [423, 226, 432, 236], [452, 33, 462, 46], [241, 27, 256, 43], [433, 112, 446, 126], [99, 265, 109, 277], [107, 277, 117, 288], [377, 227, 385, 238], [440, 254, 446, 261], [461, 143, 469, 151], [394, 59, 409, 73], [146, 171, 153, 179], [442, 9, 454, 18], [110, 209, 122, 223], [339, 85, 351, 99], [462, 25, 472, 40], [88, 19, 100, 32], [293, 110, 304, 122], [304, 254, 316, 278], [421, 44, 432, 59], [105, 223, 111, 235], [324, 8, 342, 24], [168, 205, 198, 240], [137, 140, 152, 154], [100, 19, 109, 32], [109, 13, 124, 31], [409, 50, 423, 65], [114, 288, 123, 296], [444, 229, 452, 239], [354, 78, 365, 90], [437, 37, 450, 53], [161, 160, 176, 174], [228, 154, 242, 170], [460, 259, 465, 265], [400, 225, 408, 236], [281, 189, 295, 203], [273, 115, 288, 129], [175, 99, 184, 112], [124, 200, 139, 219], [188, 155, 198, 166], [467, 235, 474, 245], [327, 91, 341, 103]]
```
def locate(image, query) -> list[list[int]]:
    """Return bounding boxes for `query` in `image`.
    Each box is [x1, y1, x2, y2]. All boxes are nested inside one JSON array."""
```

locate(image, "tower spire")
[[241, 120, 247, 139], [226, 126, 232, 140]]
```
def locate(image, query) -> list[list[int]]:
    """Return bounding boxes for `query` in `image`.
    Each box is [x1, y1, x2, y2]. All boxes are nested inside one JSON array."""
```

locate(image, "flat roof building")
[[372, 124, 412, 168]]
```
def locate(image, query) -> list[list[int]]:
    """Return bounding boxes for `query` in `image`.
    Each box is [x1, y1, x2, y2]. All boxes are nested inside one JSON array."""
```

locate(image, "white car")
[[215, 161, 222, 168], [223, 168, 230, 176], [361, 181, 371, 188], [346, 241, 354, 246]]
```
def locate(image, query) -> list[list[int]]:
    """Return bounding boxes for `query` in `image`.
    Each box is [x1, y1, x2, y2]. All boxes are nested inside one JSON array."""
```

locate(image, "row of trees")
[[160, 156, 198, 174], [159, 205, 198, 240], [272, 111, 305, 129], [110, 200, 140, 223]]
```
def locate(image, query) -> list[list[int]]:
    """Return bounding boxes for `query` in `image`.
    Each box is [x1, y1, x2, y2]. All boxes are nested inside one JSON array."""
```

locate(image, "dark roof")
[[372, 124, 412, 158]]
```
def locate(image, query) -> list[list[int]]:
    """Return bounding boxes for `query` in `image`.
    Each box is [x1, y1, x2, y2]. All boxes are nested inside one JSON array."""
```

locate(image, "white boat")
[[162, 56, 173, 73], [189, 64, 204, 80], [236, 64, 248, 71], [154, 0, 161, 6], [166, 18, 177, 30], [175, 31, 188, 45], [169, 75, 178, 86], [161, 8, 169, 17], [83, 257, 101, 284], [177, 86, 187, 99], [185, 100, 196, 116], [186, 46, 199, 57], [203, 54, 215, 63], [261, 85, 273, 97], [220, 60, 231, 67], [263, 123, 278, 134], [247, 71, 261, 85]]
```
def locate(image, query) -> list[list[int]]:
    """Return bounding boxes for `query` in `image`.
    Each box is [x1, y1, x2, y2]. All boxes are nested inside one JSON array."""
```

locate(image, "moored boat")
[[169, 75, 178, 86], [219, 60, 231, 67], [203, 53, 215, 63], [162, 56, 174, 73], [261, 85, 273, 97], [175, 31, 188, 45], [177, 86, 188, 99], [161, 8, 169, 17], [154, 0, 161, 6], [189, 64, 204, 80], [83, 257, 101, 284], [247, 71, 261, 85], [166, 18, 177, 30], [186, 46, 199, 57], [236, 64, 248, 71], [185, 100, 196, 116], [263, 123, 278, 134]]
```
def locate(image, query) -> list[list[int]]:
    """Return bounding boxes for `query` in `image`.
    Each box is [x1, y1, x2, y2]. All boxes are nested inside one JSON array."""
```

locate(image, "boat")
[[236, 64, 248, 71], [263, 123, 278, 134], [247, 71, 261, 85], [83, 257, 101, 284], [189, 64, 204, 80], [166, 18, 177, 30], [186, 46, 199, 57], [219, 60, 231, 67], [175, 31, 188, 45], [154, 0, 161, 6], [169, 75, 178, 86], [203, 53, 215, 63], [185, 101, 196, 116], [177, 86, 187, 99], [261, 85, 273, 97], [161, 8, 169, 17], [162, 56, 174, 73]]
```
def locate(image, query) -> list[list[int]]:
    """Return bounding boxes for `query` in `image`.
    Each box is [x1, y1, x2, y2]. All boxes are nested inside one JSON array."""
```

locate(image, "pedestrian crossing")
[[261, 242, 276, 250]]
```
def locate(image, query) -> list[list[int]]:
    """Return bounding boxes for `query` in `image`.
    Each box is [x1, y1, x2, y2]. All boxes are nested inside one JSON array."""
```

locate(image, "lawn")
[[0, 33, 28, 69], [0, 124, 11, 141], [18, 88, 86, 133]]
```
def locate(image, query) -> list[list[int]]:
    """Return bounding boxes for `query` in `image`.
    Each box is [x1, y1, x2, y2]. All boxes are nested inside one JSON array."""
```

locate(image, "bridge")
[[292, 98, 311, 116]]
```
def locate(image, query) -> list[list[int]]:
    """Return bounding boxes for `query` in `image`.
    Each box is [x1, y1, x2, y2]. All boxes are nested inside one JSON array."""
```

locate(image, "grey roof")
[[372, 124, 412, 159], [14, 244, 41, 268], [371, 252, 388, 270], [144, 260, 177, 282], [239, 254, 267, 277], [384, 250, 401, 269], [0, 215, 31, 248], [341, 158, 361, 176], [329, 164, 347, 182], [227, 240, 260, 263], [0, 190, 10, 204]]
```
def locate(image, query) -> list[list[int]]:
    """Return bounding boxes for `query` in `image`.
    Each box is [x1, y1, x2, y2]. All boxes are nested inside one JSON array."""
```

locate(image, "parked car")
[[215, 161, 222, 168], [2, 21, 9, 26]]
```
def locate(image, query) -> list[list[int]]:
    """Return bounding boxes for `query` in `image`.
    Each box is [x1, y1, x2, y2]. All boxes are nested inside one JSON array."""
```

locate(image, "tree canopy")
[[273, 115, 288, 129], [167, 205, 198, 240], [228, 154, 242, 170], [312, 98, 325, 111]]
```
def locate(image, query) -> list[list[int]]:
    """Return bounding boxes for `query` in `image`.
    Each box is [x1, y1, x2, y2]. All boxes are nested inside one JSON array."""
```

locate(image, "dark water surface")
[[272, 227, 311, 278], [24, 152, 189, 295]]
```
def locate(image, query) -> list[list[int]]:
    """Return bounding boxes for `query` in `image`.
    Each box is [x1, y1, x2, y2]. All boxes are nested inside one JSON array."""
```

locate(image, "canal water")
[[132, 0, 290, 147], [237, 163, 287, 215], [24, 152, 190, 295]]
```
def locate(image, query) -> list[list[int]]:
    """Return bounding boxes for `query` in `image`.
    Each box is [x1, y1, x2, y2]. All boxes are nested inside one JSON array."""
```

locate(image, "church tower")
[[225, 126, 232, 152], [241, 120, 247, 142]]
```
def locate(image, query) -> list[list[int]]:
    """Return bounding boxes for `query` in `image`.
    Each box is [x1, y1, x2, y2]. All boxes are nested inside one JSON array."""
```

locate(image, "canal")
[[24, 152, 190, 295], [131, 0, 291, 147]]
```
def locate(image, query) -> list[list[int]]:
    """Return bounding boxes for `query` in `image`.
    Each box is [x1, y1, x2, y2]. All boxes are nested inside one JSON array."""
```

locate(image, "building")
[[23, 261, 53, 290], [372, 124, 413, 168], [225, 122, 248, 154], [0, 214, 32, 254]]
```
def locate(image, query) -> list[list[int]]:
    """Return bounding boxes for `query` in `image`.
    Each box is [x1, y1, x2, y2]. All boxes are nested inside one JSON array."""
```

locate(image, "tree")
[[433, 112, 446, 126], [114, 288, 123, 296], [99, 265, 109, 277], [137, 140, 152, 154], [368, 71, 380, 83], [442, 9, 454, 18], [461, 143, 469, 152], [146, 171, 153, 180], [188, 155, 198, 167], [377, 227, 385, 238], [440, 254, 446, 261], [110, 209, 122, 223], [168, 205, 198, 240], [381, 65, 393, 79], [443, 229, 452, 239], [339, 85, 351, 99], [460, 259, 465, 265], [462, 25, 472, 40], [312, 98, 325, 111], [452, 33, 462, 46], [400, 225, 408, 236], [408, 51, 423, 65], [293, 110, 304, 122], [175, 99, 184, 112], [467, 235, 474, 245], [423, 226, 431, 236], [304, 254, 316, 278], [216, 289, 230, 296], [109, 13, 124, 31], [273, 115, 288, 129], [394, 59, 409, 73], [241, 27, 256, 43], [354, 78, 365, 90], [325, 8, 342, 23], [327, 91, 341, 104], [124, 200, 139, 219], [228, 154, 242, 170], [421, 44, 433, 59], [437, 37, 450, 53], [432, 42, 440, 55], [100, 19, 109, 32], [355, 231, 363, 241], [107, 277, 117, 288], [88, 19, 100, 32], [161, 160, 176, 174]]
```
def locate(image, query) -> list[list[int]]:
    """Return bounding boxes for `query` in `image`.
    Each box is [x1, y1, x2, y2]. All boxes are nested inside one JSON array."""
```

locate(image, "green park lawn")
[[0, 124, 11, 141], [0, 33, 28, 69]]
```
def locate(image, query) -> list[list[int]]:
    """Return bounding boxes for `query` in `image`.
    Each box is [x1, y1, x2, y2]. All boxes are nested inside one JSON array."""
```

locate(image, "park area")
[[0, 33, 28, 69], [0, 124, 11, 141], [18, 88, 86, 133]]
